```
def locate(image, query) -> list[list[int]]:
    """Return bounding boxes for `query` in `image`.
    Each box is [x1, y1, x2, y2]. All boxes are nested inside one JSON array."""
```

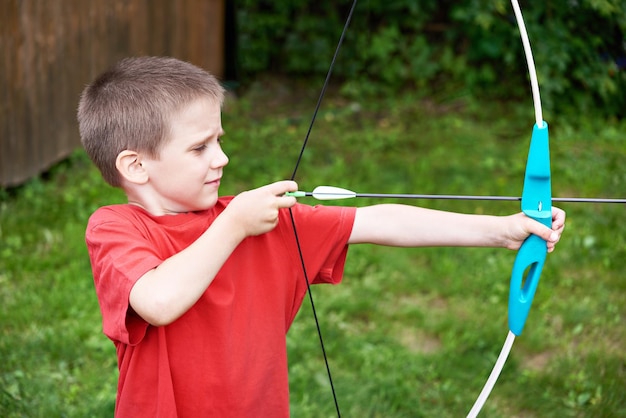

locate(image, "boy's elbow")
[[129, 276, 182, 327], [138, 299, 180, 327]]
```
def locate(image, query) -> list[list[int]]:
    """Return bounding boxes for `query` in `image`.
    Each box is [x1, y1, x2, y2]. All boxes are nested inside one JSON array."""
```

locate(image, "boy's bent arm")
[[129, 212, 244, 326], [129, 181, 298, 326], [348, 204, 564, 251]]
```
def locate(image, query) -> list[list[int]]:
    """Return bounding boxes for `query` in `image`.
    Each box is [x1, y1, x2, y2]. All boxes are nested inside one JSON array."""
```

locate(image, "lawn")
[[1, 79, 624, 417]]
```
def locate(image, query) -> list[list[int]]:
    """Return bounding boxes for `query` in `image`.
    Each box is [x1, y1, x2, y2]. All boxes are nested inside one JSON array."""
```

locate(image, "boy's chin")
[[194, 195, 219, 211]]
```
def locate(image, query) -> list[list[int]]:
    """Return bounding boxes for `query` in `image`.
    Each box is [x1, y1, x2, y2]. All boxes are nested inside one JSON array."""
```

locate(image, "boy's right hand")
[[225, 180, 298, 238]]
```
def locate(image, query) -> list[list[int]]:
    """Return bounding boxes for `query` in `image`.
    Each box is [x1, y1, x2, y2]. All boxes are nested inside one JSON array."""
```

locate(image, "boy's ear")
[[116, 150, 149, 184]]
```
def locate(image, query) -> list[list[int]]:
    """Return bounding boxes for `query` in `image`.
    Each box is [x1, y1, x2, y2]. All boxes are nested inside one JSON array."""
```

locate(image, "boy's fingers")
[[266, 180, 298, 196], [277, 195, 297, 208], [524, 218, 557, 243], [265, 180, 298, 208], [531, 221, 559, 242], [551, 207, 566, 229], [525, 207, 565, 244]]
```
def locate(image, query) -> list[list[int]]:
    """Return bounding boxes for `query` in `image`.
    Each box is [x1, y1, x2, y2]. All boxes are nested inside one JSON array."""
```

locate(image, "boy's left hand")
[[506, 207, 566, 253]]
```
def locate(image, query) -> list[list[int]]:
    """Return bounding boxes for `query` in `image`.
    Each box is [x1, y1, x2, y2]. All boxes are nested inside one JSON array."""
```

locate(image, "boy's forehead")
[[177, 95, 221, 114], [167, 97, 222, 136], [168, 97, 220, 122]]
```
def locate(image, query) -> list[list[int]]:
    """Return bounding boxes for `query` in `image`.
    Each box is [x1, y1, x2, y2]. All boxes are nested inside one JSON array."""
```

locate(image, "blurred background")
[[1, 0, 624, 187]]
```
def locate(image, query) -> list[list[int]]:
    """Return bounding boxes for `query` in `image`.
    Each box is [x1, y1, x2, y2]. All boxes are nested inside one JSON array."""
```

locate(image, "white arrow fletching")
[[311, 186, 357, 200]]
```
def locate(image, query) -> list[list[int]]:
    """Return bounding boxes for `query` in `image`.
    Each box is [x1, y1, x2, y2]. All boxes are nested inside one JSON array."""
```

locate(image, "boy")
[[78, 56, 565, 417]]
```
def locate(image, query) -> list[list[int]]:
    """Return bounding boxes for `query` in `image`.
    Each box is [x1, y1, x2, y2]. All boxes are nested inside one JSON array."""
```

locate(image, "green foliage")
[[235, 0, 626, 118], [452, 0, 626, 115]]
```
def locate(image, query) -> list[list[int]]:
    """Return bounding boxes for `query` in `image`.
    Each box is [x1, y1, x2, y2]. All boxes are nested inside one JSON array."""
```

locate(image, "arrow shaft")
[[299, 191, 625, 204]]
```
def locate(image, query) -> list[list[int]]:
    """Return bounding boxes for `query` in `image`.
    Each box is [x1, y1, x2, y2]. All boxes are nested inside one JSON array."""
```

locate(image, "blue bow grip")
[[508, 122, 551, 336]]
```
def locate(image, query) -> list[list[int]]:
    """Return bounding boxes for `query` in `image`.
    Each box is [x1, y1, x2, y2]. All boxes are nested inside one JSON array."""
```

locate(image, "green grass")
[[1, 80, 625, 417]]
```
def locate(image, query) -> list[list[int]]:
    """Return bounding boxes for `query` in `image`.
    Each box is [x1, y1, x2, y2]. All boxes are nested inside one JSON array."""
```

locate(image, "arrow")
[[286, 185, 626, 204]]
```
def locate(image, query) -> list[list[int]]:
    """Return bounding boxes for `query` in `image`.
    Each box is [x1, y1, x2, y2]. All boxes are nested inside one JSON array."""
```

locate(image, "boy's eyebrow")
[[201, 128, 224, 141], [189, 129, 224, 148]]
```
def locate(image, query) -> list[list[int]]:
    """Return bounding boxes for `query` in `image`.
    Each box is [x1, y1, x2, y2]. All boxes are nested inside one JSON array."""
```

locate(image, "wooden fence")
[[1, 0, 225, 187]]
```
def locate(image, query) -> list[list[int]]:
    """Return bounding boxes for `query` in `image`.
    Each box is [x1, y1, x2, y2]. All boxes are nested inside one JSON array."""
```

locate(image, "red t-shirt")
[[85, 198, 356, 417]]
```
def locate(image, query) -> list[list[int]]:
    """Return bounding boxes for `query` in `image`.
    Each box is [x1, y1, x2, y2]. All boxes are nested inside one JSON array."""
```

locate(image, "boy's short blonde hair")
[[77, 56, 225, 187]]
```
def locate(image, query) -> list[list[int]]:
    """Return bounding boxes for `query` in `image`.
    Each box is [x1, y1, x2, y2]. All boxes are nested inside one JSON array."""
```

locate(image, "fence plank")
[[1, 0, 224, 187]]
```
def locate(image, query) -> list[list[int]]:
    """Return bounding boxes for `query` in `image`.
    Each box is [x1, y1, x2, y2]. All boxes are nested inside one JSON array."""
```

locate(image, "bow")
[[288, 1, 554, 416], [467, 2, 551, 415]]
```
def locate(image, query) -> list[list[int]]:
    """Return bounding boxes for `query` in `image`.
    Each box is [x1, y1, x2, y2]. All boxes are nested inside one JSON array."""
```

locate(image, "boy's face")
[[140, 97, 228, 214]]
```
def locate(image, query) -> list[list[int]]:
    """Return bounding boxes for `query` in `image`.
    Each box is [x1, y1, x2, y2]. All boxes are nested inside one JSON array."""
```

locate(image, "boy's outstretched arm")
[[348, 204, 565, 252], [129, 181, 298, 327]]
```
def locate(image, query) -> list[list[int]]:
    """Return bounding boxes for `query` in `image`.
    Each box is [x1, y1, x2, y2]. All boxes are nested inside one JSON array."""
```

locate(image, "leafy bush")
[[235, 0, 626, 118]]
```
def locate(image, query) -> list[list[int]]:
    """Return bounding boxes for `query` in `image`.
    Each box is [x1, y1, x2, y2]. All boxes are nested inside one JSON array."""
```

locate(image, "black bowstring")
[[288, 1, 358, 417], [290, 0, 358, 181]]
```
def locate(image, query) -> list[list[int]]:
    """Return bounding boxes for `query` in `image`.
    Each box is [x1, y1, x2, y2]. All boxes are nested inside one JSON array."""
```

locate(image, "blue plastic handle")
[[508, 234, 547, 335], [508, 122, 551, 336]]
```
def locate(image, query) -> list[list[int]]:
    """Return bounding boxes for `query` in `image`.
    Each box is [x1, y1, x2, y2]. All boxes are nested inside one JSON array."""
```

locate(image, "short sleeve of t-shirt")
[[86, 207, 166, 345], [281, 203, 355, 286]]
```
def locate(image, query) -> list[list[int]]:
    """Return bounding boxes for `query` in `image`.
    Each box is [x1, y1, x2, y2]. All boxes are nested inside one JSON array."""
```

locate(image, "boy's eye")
[[193, 144, 207, 152]]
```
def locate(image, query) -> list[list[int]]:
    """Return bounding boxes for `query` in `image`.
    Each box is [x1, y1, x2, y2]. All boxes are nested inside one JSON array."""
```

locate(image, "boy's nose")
[[211, 148, 229, 168]]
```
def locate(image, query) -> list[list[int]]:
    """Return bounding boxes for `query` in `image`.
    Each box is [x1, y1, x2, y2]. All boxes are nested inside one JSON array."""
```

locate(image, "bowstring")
[[290, 0, 358, 181], [288, 1, 359, 416]]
